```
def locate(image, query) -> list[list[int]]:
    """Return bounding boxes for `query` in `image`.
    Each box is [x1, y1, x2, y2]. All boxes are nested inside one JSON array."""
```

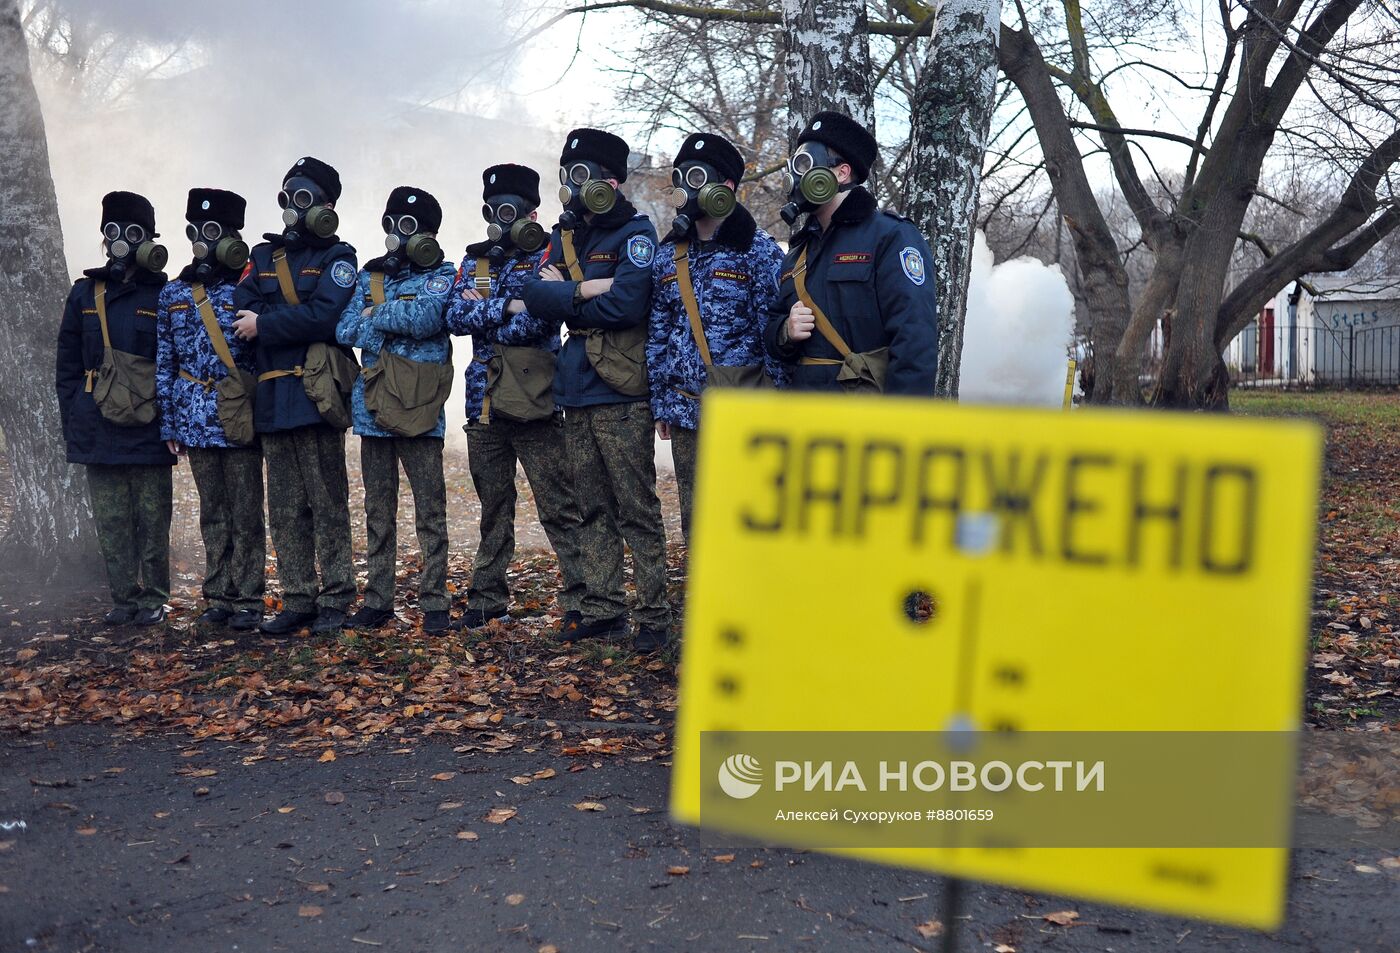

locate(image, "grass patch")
[[1231, 389, 1400, 426]]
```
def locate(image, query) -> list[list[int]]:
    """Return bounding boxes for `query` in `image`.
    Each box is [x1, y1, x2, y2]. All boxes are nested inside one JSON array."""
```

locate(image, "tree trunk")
[[905, 0, 1000, 398], [0, 0, 95, 577], [998, 24, 1133, 404], [780, 0, 874, 144]]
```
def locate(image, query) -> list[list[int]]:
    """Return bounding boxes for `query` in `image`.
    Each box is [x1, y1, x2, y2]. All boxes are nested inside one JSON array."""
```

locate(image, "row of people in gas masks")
[[55, 110, 938, 651]]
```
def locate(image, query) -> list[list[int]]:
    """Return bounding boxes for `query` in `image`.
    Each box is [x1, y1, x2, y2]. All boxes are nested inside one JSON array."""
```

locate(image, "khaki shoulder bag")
[[673, 241, 771, 391], [360, 271, 455, 437], [794, 245, 887, 393], [182, 282, 257, 445], [563, 229, 649, 398], [87, 280, 159, 426], [473, 258, 556, 425], [257, 248, 360, 430]]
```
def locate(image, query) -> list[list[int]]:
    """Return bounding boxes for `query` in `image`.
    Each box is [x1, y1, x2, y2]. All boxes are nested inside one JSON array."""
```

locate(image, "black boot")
[[132, 606, 167, 627], [458, 607, 510, 631], [259, 609, 317, 636], [228, 609, 263, 631], [197, 607, 232, 625], [310, 608, 348, 634], [632, 626, 670, 653], [558, 614, 629, 643], [421, 610, 451, 634], [103, 606, 136, 627], [346, 606, 394, 630]]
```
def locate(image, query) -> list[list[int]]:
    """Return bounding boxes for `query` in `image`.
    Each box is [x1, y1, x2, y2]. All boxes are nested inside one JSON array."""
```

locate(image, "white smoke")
[[31, 0, 565, 449], [959, 231, 1077, 406]]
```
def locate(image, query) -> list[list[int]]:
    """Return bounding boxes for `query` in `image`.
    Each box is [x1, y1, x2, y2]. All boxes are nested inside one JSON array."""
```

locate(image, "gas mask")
[[278, 176, 338, 241], [779, 143, 846, 225], [382, 212, 443, 272], [103, 220, 167, 280], [483, 195, 547, 260], [557, 160, 617, 230], [186, 220, 249, 279], [666, 160, 736, 240]]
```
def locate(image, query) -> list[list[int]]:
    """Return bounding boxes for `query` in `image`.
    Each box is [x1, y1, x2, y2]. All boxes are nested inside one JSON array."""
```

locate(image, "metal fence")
[[1225, 322, 1400, 388]]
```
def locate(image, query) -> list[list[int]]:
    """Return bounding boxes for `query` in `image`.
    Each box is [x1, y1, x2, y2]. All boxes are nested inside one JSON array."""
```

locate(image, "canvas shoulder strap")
[[474, 257, 492, 294], [672, 241, 713, 367], [93, 280, 112, 349], [559, 230, 582, 281], [369, 271, 385, 306], [271, 248, 301, 305], [793, 245, 852, 358], [190, 282, 237, 373]]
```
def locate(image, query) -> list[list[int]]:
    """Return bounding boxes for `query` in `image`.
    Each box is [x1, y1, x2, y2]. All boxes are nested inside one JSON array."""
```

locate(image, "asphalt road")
[[1, 727, 1396, 953]]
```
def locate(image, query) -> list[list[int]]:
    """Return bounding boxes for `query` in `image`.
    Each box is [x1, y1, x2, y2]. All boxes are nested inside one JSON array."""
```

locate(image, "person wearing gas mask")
[[232, 156, 359, 636], [55, 191, 176, 626], [155, 188, 265, 631], [763, 112, 938, 396], [445, 164, 587, 633], [335, 187, 456, 634], [520, 128, 671, 652], [647, 132, 788, 545]]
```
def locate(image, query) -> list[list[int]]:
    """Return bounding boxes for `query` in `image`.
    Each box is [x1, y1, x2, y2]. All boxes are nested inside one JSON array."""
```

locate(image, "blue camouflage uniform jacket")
[[335, 258, 456, 439], [445, 240, 561, 422], [155, 265, 258, 448], [55, 266, 176, 467], [762, 187, 939, 396], [646, 204, 788, 431], [520, 197, 657, 407], [232, 233, 358, 433]]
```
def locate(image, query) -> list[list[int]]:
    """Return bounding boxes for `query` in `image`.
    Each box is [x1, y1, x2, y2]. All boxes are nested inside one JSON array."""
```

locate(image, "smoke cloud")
[[33, 0, 567, 445], [959, 232, 1077, 406]]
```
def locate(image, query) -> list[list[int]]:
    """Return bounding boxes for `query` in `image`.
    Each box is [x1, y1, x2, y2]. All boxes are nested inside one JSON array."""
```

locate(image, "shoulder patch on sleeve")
[[899, 246, 927, 286], [626, 235, 655, 268], [331, 260, 357, 289], [424, 274, 452, 295]]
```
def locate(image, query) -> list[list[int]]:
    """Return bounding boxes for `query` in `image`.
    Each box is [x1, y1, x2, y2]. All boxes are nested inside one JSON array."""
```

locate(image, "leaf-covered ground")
[[1233, 390, 1400, 729], [2, 392, 1397, 750]]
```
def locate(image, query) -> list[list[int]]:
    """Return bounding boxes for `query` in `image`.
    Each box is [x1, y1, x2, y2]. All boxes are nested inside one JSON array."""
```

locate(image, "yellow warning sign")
[[671, 391, 1321, 930]]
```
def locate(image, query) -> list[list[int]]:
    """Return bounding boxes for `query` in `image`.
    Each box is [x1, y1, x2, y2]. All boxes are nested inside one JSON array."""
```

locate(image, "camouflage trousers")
[[564, 401, 671, 629], [187, 447, 267, 612], [360, 436, 449, 613], [86, 464, 172, 610], [261, 426, 354, 614], [669, 424, 699, 544], [465, 415, 585, 616]]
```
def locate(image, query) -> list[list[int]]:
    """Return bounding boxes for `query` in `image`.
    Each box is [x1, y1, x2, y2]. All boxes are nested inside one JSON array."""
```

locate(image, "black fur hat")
[[101, 190, 156, 236], [560, 128, 630, 182], [482, 164, 541, 206], [675, 132, 745, 185], [796, 111, 877, 183], [283, 156, 342, 202], [185, 188, 246, 228], [384, 186, 442, 233]]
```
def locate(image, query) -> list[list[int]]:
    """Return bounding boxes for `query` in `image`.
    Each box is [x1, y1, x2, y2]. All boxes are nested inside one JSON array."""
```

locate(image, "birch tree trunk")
[[905, 0, 1001, 398], [780, 0, 873, 144], [0, 0, 95, 577]]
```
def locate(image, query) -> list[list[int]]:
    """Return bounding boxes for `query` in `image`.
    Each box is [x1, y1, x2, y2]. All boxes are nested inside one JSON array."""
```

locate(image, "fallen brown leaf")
[[915, 920, 943, 939], [484, 807, 517, 824], [318, 750, 336, 763], [1044, 910, 1080, 926], [572, 801, 606, 812], [298, 905, 323, 917], [455, 831, 479, 841], [667, 865, 690, 876], [506, 893, 525, 905]]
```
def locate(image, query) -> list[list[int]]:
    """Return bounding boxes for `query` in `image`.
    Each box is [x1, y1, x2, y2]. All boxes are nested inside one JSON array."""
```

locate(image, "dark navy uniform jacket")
[[55, 265, 177, 467], [520, 197, 657, 408], [232, 233, 358, 433], [763, 187, 938, 396]]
